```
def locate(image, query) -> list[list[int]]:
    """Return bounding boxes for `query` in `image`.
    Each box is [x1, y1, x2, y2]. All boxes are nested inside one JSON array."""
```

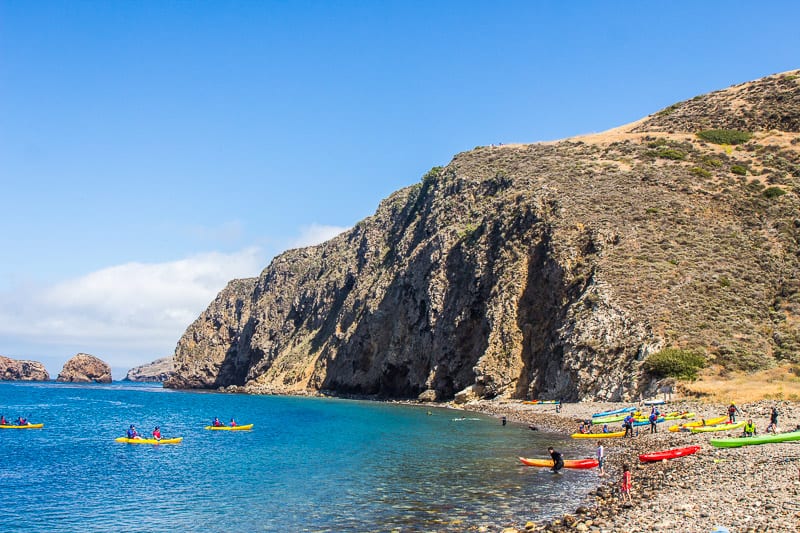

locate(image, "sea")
[[0, 381, 598, 532]]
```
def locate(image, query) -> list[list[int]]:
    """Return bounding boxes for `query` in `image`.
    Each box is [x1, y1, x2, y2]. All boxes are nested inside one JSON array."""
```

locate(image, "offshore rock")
[[57, 353, 112, 383], [0, 355, 50, 381], [124, 356, 175, 382], [167, 71, 800, 401]]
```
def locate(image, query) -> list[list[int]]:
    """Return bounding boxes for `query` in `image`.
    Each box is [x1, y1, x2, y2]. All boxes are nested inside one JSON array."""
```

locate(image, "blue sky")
[[1, 1, 798, 377]]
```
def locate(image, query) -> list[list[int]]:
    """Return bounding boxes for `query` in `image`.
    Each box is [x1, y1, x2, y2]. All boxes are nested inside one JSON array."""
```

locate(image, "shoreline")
[[459, 399, 800, 532]]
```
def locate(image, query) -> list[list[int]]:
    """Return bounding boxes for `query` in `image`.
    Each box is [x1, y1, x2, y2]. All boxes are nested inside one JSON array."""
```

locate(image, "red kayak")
[[639, 445, 701, 463]]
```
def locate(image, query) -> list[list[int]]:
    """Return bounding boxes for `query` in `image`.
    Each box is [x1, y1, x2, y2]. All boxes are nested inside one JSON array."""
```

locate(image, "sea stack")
[[125, 356, 175, 382], [0, 355, 50, 381], [57, 353, 112, 383]]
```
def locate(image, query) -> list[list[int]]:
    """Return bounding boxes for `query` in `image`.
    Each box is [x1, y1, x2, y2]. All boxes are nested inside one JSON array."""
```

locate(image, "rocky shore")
[[462, 399, 800, 533]]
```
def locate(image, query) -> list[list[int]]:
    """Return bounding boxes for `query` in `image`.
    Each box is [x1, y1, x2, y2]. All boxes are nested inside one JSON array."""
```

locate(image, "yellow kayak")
[[690, 421, 745, 434], [571, 430, 626, 439], [115, 436, 183, 445], [0, 423, 44, 429], [204, 423, 253, 431], [663, 411, 695, 421], [669, 416, 727, 432]]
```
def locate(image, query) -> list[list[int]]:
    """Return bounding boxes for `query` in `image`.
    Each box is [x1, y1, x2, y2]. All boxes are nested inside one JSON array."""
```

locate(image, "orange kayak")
[[519, 457, 599, 469]]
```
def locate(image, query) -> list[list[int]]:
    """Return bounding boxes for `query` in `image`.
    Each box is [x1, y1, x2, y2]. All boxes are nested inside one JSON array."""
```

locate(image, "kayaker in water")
[[0, 415, 7, 425], [16, 416, 27, 426], [152, 426, 161, 442], [230, 418, 237, 427], [547, 447, 564, 473], [212, 417, 223, 427], [127, 424, 141, 439], [743, 419, 757, 437]]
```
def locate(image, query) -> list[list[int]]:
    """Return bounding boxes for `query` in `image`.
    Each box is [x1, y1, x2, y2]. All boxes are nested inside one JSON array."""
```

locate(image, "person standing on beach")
[[596, 441, 605, 477], [623, 414, 634, 437], [547, 447, 564, 474], [728, 403, 741, 423], [620, 464, 632, 504], [649, 408, 660, 433], [767, 407, 778, 433]]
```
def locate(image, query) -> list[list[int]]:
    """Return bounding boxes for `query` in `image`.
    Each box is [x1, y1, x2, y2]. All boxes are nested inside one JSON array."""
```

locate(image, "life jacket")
[[744, 423, 755, 433]]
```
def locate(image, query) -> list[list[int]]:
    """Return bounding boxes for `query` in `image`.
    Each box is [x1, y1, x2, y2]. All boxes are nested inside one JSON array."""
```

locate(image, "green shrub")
[[696, 129, 753, 145], [422, 166, 443, 184], [690, 167, 712, 178], [657, 148, 686, 160], [731, 165, 748, 176], [643, 348, 706, 380], [702, 156, 723, 168], [763, 186, 787, 199]]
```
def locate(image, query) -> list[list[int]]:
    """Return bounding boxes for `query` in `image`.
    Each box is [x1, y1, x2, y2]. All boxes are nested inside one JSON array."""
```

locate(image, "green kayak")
[[710, 430, 800, 448]]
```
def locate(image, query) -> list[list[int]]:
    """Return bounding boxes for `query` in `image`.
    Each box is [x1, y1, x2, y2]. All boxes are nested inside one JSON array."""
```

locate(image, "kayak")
[[690, 421, 745, 434], [663, 411, 695, 421], [591, 412, 641, 425], [669, 416, 728, 432], [571, 430, 626, 439], [204, 424, 253, 431], [643, 399, 666, 406], [519, 457, 599, 469], [633, 416, 665, 427], [639, 445, 701, 462], [710, 430, 800, 448], [591, 406, 637, 418], [0, 423, 44, 429], [115, 437, 183, 445], [522, 400, 560, 405]]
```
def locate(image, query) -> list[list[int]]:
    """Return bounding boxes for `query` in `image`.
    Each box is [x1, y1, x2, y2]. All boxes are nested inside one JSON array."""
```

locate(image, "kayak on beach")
[[591, 412, 641, 424], [690, 421, 745, 433], [204, 423, 253, 431], [663, 411, 695, 421], [518, 457, 599, 469], [571, 430, 626, 439], [0, 423, 43, 429], [643, 399, 666, 406], [710, 430, 800, 448], [668, 416, 728, 432], [115, 436, 183, 445], [591, 406, 637, 418], [522, 400, 560, 405], [633, 416, 665, 427], [639, 445, 701, 462]]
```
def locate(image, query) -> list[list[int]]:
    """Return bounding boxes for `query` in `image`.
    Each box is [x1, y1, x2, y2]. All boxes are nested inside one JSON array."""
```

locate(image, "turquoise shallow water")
[[0, 382, 597, 532]]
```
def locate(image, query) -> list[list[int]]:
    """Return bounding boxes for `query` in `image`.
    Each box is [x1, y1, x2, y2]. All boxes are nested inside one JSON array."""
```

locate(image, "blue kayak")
[[633, 416, 666, 427], [591, 406, 637, 418]]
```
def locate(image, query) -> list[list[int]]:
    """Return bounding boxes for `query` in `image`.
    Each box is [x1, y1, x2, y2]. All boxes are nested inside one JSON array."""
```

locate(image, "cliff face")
[[167, 71, 800, 401], [57, 353, 112, 383], [0, 356, 50, 381], [125, 357, 175, 382]]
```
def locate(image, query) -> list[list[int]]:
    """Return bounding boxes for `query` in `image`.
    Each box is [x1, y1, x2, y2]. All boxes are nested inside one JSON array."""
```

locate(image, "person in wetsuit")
[[547, 446, 564, 473]]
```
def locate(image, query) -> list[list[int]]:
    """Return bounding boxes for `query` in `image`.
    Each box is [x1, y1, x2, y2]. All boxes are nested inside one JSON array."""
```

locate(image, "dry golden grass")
[[680, 364, 800, 402]]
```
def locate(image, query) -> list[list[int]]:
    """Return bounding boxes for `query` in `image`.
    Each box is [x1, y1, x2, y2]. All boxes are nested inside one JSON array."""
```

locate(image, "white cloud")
[[0, 247, 265, 368], [289, 224, 350, 249]]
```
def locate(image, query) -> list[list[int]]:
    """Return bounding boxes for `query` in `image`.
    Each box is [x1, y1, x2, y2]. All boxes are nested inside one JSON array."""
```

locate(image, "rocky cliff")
[[57, 353, 112, 383], [124, 357, 175, 382], [0, 355, 50, 381], [166, 70, 800, 401]]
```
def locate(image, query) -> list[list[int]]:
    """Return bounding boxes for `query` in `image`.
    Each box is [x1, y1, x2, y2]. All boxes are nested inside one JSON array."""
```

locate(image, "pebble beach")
[[463, 399, 800, 533]]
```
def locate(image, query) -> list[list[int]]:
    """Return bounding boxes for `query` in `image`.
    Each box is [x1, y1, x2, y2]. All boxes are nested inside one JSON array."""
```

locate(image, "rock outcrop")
[[166, 70, 800, 401], [57, 353, 112, 383], [124, 357, 175, 382], [0, 355, 50, 381]]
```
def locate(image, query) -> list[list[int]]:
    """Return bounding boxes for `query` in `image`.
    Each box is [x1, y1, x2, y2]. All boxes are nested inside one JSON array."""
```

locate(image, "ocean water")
[[0, 382, 598, 532]]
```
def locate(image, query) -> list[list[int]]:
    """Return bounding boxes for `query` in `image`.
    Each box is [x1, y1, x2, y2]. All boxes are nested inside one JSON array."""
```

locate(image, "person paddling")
[[212, 417, 223, 427], [230, 418, 237, 427], [0, 415, 7, 425], [16, 416, 28, 426], [152, 426, 161, 442], [127, 424, 141, 439]]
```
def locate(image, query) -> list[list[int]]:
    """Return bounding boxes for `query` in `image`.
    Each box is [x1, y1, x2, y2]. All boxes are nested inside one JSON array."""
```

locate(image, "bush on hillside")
[[643, 348, 705, 380], [696, 129, 753, 145], [731, 164, 748, 176], [763, 186, 787, 199]]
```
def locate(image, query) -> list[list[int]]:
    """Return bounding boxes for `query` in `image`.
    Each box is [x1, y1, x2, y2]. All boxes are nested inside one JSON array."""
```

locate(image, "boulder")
[[125, 356, 174, 382], [57, 353, 112, 383], [0, 355, 50, 381]]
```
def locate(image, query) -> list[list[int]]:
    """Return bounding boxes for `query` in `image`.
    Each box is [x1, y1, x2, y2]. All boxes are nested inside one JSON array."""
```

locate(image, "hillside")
[[165, 70, 800, 401]]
